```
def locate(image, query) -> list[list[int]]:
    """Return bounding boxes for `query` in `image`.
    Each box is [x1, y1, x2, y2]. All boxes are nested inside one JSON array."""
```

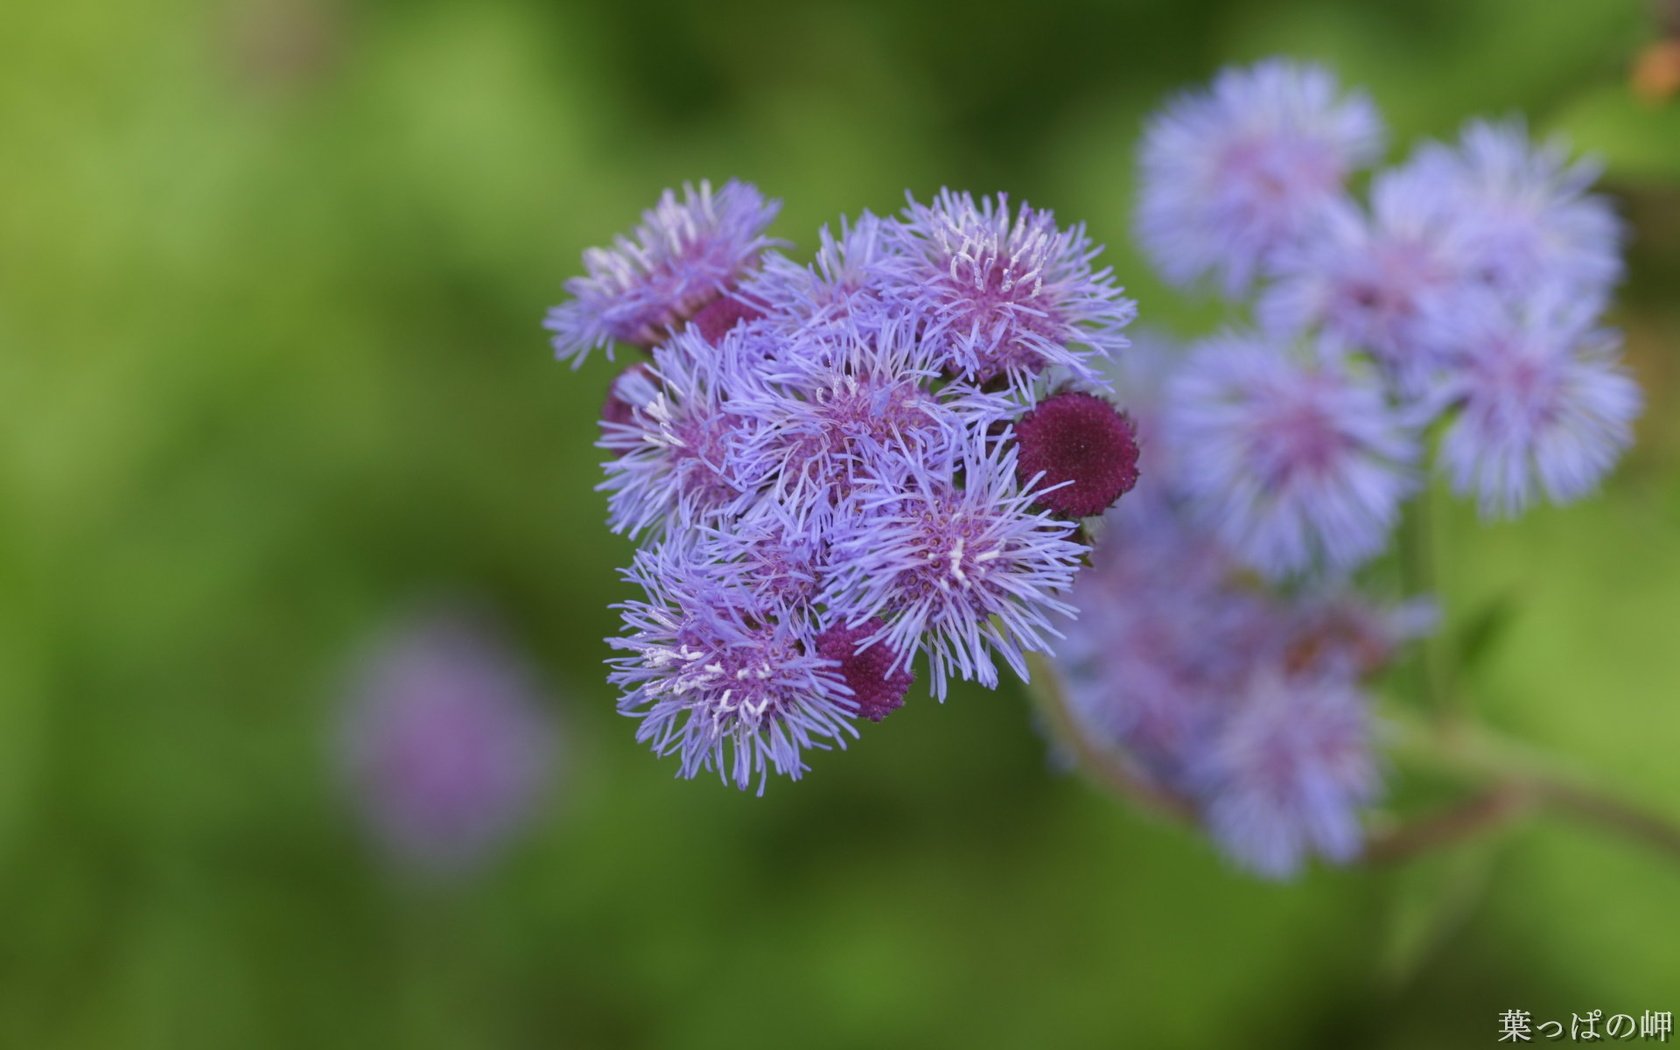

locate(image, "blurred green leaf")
[[1455, 593, 1521, 675], [1378, 841, 1500, 990], [1555, 85, 1680, 183]]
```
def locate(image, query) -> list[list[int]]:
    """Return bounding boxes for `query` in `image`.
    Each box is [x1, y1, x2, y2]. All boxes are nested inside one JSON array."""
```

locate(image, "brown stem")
[[1024, 652, 1198, 824], [1386, 712, 1680, 865], [1361, 784, 1536, 865], [1528, 777, 1680, 861]]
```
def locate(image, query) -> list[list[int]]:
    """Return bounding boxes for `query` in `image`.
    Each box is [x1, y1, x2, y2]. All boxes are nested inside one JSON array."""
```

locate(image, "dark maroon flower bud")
[[815, 620, 913, 723], [691, 295, 766, 345], [1013, 391, 1141, 518]]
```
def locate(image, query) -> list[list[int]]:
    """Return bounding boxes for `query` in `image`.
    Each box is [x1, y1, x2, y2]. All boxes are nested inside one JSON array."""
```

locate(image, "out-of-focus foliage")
[[1, 0, 1677, 1047]]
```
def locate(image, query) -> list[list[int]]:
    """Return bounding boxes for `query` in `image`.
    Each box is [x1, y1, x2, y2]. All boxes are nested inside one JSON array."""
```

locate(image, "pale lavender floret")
[[739, 211, 912, 343], [597, 327, 765, 537], [1165, 333, 1418, 579], [1055, 492, 1276, 795], [727, 316, 1017, 521], [824, 434, 1088, 700], [1431, 292, 1641, 518], [341, 610, 553, 875], [1137, 58, 1385, 297], [1411, 119, 1622, 302], [886, 189, 1136, 392], [1260, 161, 1478, 397], [608, 542, 856, 793], [546, 180, 783, 366], [1193, 666, 1380, 879]]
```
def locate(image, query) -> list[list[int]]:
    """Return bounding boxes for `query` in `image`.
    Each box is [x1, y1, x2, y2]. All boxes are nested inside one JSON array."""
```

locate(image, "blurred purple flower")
[[1055, 493, 1274, 796], [1137, 59, 1384, 296], [1194, 666, 1381, 879], [1259, 162, 1477, 396], [1051, 467, 1405, 877], [1410, 119, 1622, 303], [1165, 333, 1417, 578], [546, 180, 783, 366], [1431, 293, 1641, 518], [341, 611, 554, 875]]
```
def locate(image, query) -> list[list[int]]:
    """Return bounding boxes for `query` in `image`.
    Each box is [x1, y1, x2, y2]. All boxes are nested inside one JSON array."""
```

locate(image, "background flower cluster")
[[1054, 59, 1642, 878]]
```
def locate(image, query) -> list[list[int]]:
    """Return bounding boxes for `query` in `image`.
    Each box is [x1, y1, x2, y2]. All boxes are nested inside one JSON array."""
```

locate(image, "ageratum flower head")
[[546, 180, 782, 366], [1137, 58, 1385, 296], [1410, 119, 1622, 303], [1013, 391, 1141, 519], [597, 326, 763, 537], [686, 504, 831, 611], [825, 434, 1089, 700], [1193, 665, 1381, 879], [1165, 332, 1418, 579], [888, 189, 1137, 392], [815, 619, 915, 723], [1429, 291, 1641, 518], [608, 541, 858, 794]]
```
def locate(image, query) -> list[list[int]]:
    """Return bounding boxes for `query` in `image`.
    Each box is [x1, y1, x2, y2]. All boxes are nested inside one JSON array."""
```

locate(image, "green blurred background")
[[4, 0, 1680, 1046]]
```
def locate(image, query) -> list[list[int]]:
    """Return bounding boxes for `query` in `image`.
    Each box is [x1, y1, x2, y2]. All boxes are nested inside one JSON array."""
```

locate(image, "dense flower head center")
[[1475, 342, 1561, 423], [663, 409, 745, 508], [933, 212, 1071, 376], [890, 495, 1015, 609], [821, 372, 937, 440], [1217, 132, 1342, 206], [656, 627, 803, 728], [1252, 393, 1348, 482]]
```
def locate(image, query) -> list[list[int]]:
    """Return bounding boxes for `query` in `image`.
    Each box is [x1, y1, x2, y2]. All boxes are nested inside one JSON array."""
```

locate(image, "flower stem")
[[1361, 784, 1535, 864], [1398, 483, 1458, 721], [1023, 651, 1197, 824], [1384, 709, 1680, 863]]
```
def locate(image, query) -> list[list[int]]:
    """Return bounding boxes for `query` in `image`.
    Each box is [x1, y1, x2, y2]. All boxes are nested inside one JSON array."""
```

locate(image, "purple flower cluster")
[[1140, 61, 1640, 540], [1052, 338, 1432, 878], [1044, 61, 1642, 878], [549, 184, 1141, 791]]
